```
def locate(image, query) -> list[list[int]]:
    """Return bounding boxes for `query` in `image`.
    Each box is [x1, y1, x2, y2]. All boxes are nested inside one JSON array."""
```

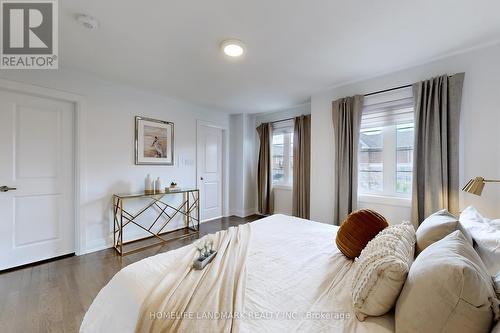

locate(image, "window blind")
[[361, 87, 414, 128], [272, 119, 294, 134]]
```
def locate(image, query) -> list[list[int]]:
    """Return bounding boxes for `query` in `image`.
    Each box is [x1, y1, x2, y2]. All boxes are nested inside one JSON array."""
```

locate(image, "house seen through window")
[[271, 121, 294, 186], [359, 94, 414, 198]]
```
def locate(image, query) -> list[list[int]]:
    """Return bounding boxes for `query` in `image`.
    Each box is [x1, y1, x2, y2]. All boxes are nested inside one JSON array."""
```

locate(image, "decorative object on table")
[[155, 177, 162, 193], [462, 176, 500, 196], [135, 116, 174, 165], [145, 174, 153, 195], [193, 237, 217, 270], [166, 181, 180, 192]]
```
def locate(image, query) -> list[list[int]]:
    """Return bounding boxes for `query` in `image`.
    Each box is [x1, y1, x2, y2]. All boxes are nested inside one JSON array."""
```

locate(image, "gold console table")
[[112, 189, 200, 256]]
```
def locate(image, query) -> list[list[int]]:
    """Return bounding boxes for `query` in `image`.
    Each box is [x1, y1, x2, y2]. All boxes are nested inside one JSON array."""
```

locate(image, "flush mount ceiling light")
[[76, 14, 99, 30], [221, 39, 246, 58]]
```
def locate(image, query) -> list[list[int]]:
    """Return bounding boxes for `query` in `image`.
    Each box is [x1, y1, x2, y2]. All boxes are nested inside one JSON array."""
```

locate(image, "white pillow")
[[416, 209, 472, 254], [494, 273, 500, 326], [395, 231, 498, 333], [494, 273, 500, 333], [351, 221, 416, 321], [459, 206, 500, 276]]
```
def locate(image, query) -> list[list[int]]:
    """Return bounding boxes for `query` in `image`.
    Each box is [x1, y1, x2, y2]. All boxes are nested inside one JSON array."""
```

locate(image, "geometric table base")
[[112, 189, 200, 256]]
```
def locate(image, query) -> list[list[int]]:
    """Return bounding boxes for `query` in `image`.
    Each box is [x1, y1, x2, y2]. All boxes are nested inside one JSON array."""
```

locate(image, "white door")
[[197, 124, 223, 221], [0, 90, 75, 270]]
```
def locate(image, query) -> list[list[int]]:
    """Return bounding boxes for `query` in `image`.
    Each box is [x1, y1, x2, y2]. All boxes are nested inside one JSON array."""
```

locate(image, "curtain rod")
[[364, 84, 412, 97], [364, 73, 456, 97], [271, 117, 295, 124]]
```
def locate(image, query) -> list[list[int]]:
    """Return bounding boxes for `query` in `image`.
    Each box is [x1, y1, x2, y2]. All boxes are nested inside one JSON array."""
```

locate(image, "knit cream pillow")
[[351, 221, 416, 321]]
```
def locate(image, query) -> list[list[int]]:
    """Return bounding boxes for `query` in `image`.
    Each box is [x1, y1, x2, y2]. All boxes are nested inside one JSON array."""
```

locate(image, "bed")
[[81, 214, 395, 332]]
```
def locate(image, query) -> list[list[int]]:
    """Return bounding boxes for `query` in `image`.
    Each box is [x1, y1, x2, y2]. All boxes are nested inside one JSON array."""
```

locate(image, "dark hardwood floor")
[[0, 215, 262, 333]]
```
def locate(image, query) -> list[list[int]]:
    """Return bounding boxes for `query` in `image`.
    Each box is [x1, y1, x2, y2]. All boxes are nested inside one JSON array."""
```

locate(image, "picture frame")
[[135, 116, 174, 165]]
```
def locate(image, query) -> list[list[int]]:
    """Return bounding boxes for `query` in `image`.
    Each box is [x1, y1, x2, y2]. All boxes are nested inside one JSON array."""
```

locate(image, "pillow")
[[351, 221, 416, 321], [493, 273, 500, 333], [459, 206, 500, 276], [395, 231, 499, 333], [336, 209, 389, 259], [491, 273, 500, 333], [415, 209, 472, 254]]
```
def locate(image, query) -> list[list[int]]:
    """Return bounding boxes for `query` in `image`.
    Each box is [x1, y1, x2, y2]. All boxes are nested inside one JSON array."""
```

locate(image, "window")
[[358, 92, 414, 198], [272, 121, 294, 186], [359, 128, 383, 192], [396, 123, 414, 194]]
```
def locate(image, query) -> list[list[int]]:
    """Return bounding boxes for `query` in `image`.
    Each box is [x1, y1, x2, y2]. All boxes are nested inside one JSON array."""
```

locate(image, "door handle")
[[0, 186, 16, 192], [200, 177, 204, 180]]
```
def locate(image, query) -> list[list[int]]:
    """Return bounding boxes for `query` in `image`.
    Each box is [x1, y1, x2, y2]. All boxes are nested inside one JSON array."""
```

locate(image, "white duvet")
[[460, 206, 500, 276], [81, 214, 394, 333]]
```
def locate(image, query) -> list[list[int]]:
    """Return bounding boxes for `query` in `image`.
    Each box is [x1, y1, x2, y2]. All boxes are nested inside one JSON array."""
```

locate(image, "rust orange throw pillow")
[[336, 209, 389, 259]]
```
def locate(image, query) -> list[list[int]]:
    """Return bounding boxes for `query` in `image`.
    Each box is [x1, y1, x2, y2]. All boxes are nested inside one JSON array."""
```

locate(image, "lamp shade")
[[462, 177, 485, 196]]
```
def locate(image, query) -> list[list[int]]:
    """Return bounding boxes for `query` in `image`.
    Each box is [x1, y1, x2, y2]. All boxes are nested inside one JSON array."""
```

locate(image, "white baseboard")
[[82, 236, 113, 255], [81, 224, 190, 255], [201, 215, 223, 223], [229, 208, 259, 218], [80, 212, 259, 255]]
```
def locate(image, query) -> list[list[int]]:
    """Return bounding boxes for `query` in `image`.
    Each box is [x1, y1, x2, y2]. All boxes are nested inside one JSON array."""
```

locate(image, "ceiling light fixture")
[[221, 39, 245, 58], [76, 14, 99, 30]]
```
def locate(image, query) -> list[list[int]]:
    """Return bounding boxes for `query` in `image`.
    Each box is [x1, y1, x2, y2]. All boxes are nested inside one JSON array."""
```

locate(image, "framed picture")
[[135, 116, 174, 165]]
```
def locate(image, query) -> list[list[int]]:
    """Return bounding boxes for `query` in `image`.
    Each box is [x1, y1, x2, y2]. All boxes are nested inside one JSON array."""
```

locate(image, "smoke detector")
[[76, 14, 99, 30]]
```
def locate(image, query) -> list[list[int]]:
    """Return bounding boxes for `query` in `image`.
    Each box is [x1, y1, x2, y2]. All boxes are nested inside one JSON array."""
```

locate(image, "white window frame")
[[358, 87, 414, 203], [358, 123, 414, 204], [271, 120, 294, 188], [359, 124, 410, 196]]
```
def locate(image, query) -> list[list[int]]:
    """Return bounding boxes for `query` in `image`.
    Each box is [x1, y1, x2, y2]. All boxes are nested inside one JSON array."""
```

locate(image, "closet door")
[[0, 89, 75, 270]]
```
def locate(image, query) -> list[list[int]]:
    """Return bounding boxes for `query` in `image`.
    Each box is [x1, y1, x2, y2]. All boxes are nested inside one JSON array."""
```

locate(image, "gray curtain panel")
[[292, 115, 311, 219], [332, 95, 364, 225], [411, 73, 465, 226], [256, 123, 274, 215]]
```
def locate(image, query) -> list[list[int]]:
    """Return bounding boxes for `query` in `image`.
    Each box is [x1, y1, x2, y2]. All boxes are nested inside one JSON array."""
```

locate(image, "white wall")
[[0, 68, 230, 254], [229, 114, 257, 216], [273, 187, 293, 215], [229, 115, 244, 215], [311, 43, 500, 224], [243, 114, 257, 214], [358, 196, 411, 225], [255, 103, 310, 125]]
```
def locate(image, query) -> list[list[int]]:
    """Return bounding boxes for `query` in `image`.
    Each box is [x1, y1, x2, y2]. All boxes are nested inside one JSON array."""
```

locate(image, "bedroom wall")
[[311, 42, 500, 224], [0, 68, 231, 254], [229, 115, 244, 216], [255, 103, 311, 125], [243, 114, 258, 215], [229, 114, 258, 216]]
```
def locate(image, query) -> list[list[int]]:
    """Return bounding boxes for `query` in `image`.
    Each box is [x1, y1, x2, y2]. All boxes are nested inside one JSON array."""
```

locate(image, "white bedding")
[[459, 206, 500, 276], [81, 214, 394, 333]]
